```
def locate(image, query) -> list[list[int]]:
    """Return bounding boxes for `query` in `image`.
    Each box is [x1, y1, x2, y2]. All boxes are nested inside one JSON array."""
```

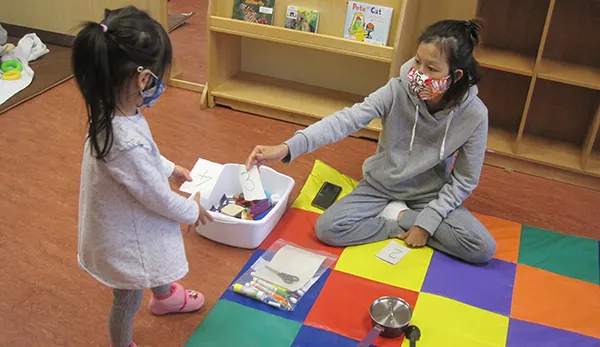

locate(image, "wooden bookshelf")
[[587, 152, 600, 176], [211, 72, 381, 139], [518, 134, 583, 173], [209, 16, 394, 63], [475, 48, 535, 76], [537, 59, 600, 90], [205, 0, 600, 189], [486, 128, 517, 155]]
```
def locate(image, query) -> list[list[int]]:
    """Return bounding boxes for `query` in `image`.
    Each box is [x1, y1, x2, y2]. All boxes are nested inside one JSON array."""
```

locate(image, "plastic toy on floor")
[[0, 60, 22, 80]]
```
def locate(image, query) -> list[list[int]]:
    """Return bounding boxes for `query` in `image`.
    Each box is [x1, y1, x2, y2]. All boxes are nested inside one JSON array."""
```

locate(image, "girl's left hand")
[[171, 165, 193, 186], [398, 226, 430, 247]]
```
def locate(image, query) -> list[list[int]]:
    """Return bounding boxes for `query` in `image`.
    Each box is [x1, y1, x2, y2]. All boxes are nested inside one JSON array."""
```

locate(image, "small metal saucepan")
[[357, 296, 413, 347]]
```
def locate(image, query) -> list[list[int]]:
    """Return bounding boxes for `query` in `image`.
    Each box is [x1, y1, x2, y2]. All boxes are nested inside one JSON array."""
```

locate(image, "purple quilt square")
[[220, 249, 331, 323], [421, 251, 516, 315], [292, 325, 359, 347], [508, 319, 600, 347]]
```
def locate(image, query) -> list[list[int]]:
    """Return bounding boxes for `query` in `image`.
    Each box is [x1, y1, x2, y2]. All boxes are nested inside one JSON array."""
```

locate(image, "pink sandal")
[[149, 283, 205, 315]]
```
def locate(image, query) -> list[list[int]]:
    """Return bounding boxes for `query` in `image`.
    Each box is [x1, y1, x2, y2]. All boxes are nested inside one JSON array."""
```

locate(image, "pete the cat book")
[[344, 1, 393, 46], [232, 0, 276, 25], [284, 6, 320, 33]]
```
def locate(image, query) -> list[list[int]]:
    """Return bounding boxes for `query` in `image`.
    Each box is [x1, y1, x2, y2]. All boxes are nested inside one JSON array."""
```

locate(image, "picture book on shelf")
[[284, 6, 320, 33], [232, 0, 276, 25], [344, 1, 393, 46]]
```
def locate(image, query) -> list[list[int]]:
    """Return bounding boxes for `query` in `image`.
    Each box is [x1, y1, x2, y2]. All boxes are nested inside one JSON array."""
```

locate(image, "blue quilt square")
[[220, 249, 331, 323]]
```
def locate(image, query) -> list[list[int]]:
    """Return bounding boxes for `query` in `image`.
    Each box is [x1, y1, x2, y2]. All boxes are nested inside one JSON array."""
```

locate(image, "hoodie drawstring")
[[439, 109, 454, 160], [409, 104, 419, 154], [409, 104, 454, 161]]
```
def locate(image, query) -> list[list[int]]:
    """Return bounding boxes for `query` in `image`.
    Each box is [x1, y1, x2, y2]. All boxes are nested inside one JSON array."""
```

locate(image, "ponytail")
[[71, 6, 173, 160], [72, 22, 115, 159]]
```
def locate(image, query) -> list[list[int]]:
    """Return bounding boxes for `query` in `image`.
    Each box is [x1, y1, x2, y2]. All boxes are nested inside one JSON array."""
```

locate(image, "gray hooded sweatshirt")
[[284, 58, 488, 235]]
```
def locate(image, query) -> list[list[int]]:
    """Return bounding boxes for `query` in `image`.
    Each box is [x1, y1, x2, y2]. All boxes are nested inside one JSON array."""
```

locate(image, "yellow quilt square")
[[334, 239, 434, 292], [402, 293, 509, 347], [291, 160, 359, 214]]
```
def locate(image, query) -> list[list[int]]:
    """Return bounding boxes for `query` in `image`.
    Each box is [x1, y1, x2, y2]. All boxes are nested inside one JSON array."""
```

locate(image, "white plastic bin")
[[196, 164, 295, 249]]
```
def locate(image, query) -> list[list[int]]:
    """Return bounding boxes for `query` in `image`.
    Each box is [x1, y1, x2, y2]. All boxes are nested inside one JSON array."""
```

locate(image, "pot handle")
[[357, 325, 383, 347]]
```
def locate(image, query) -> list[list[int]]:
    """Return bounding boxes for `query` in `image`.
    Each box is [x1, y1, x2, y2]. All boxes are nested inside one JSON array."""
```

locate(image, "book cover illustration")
[[284, 6, 320, 33], [232, 0, 276, 25], [344, 1, 393, 46]]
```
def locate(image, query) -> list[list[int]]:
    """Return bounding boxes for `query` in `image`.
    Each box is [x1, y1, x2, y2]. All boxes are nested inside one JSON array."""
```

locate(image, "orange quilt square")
[[259, 208, 344, 256], [511, 264, 600, 339], [305, 270, 420, 347], [474, 213, 521, 263]]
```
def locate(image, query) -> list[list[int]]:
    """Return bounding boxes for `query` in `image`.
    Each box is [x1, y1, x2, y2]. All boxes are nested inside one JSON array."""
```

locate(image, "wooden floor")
[[1, 80, 599, 346], [168, 0, 208, 84]]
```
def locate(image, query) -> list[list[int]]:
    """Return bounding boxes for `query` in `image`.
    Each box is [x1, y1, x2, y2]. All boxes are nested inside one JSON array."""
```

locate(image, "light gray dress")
[[78, 112, 199, 289]]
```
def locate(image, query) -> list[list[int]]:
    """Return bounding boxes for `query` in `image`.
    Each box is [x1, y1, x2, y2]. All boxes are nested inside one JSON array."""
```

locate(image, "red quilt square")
[[305, 270, 420, 347], [260, 208, 344, 256]]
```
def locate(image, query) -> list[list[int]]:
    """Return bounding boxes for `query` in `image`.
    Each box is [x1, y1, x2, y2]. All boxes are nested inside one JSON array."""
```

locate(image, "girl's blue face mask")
[[139, 68, 165, 108]]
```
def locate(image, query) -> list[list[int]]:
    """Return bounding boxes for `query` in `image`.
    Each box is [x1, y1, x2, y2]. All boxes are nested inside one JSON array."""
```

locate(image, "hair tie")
[[100, 24, 108, 33]]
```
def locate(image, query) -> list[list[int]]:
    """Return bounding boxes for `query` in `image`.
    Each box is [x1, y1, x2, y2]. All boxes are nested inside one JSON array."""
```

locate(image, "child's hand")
[[246, 144, 289, 170], [397, 226, 429, 247], [187, 192, 214, 233], [171, 164, 193, 186]]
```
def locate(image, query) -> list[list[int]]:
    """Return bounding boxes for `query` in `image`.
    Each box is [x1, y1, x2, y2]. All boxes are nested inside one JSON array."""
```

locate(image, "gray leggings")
[[109, 284, 171, 347], [315, 181, 496, 264]]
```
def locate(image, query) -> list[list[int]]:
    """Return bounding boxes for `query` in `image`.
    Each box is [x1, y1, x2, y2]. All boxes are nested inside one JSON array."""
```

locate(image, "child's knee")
[[466, 232, 497, 264], [315, 212, 344, 246]]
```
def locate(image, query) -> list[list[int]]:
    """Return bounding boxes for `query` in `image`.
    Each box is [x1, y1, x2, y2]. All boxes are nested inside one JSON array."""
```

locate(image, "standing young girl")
[[247, 19, 496, 264], [73, 7, 212, 347]]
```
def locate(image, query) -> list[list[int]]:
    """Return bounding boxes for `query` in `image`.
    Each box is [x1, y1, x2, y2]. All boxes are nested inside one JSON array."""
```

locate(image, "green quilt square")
[[185, 300, 302, 347], [518, 226, 599, 284]]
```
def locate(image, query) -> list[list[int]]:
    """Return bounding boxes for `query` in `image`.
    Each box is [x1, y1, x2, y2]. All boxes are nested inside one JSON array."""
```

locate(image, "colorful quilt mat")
[[186, 160, 600, 347]]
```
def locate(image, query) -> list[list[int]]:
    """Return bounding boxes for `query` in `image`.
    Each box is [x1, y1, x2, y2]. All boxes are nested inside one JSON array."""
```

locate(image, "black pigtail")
[[72, 23, 115, 160]]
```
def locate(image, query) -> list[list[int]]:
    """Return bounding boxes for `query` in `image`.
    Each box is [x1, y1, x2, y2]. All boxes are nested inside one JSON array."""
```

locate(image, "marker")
[[253, 278, 290, 298], [250, 272, 298, 298], [245, 283, 287, 308], [251, 281, 289, 306], [232, 284, 281, 308]]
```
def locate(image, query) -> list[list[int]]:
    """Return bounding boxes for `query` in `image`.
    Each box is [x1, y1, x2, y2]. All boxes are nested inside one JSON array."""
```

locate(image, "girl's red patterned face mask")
[[407, 67, 451, 100]]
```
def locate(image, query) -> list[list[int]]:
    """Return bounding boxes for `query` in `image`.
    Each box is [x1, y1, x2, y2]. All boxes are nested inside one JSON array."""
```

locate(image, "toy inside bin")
[[197, 164, 295, 249]]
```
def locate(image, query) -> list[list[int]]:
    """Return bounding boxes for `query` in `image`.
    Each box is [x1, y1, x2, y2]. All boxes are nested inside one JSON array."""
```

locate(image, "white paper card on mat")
[[251, 257, 269, 271], [179, 158, 223, 197], [239, 166, 266, 201], [253, 245, 326, 291], [376, 240, 410, 265]]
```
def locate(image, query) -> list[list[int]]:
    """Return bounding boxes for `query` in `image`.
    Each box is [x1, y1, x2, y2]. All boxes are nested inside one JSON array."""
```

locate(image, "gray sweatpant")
[[315, 181, 496, 263]]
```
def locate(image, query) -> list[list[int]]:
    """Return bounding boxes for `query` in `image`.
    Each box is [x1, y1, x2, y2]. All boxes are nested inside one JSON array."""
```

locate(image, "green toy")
[[1, 60, 23, 73]]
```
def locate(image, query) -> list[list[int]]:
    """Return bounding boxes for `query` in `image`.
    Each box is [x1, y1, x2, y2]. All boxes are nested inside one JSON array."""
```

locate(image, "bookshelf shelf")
[[475, 48, 535, 76], [537, 59, 600, 90], [517, 134, 583, 173], [209, 16, 394, 63], [211, 72, 381, 139], [587, 151, 600, 176], [486, 128, 517, 155]]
